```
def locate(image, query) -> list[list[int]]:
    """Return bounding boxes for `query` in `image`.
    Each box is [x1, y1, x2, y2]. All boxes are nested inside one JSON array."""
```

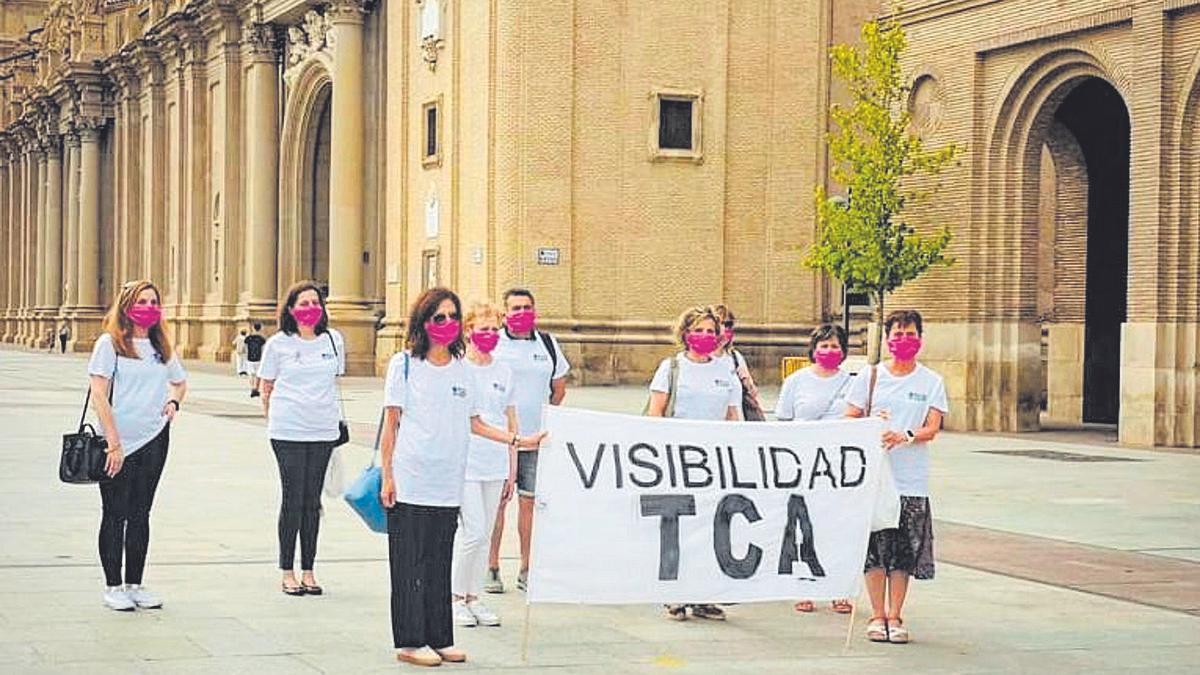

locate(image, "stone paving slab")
[[2, 348, 1199, 672]]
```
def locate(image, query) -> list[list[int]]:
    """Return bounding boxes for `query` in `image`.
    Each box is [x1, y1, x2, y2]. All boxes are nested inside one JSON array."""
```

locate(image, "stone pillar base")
[[327, 300, 378, 375], [67, 308, 106, 354], [918, 321, 1041, 434], [1120, 321, 1199, 448], [374, 323, 405, 375], [1045, 323, 1085, 425]]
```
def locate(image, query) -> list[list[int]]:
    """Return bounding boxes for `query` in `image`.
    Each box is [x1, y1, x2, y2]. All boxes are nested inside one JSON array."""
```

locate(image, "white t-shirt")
[[257, 330, 346, 442], [384, 353, 482, 507], [776, 366, 853, 422], [494, 330, 570, 435], [845, 363, 949, 497], [649, 353, 740, 421], [87, 334, 187, 455], [464, 360, 517, 482]]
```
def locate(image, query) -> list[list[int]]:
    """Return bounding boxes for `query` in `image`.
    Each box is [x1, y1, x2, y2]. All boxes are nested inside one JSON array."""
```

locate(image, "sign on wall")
[[528, 408, 885, 605]]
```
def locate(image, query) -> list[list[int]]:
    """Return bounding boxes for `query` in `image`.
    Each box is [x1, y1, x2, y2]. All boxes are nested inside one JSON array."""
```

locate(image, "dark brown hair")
[[278, 280, 330, 336], [102, 280, 174, 361], [885, 309, 924, 337], [807, 323, 849, 362], [406, 287, 465, 359], [502, 287, 536, 307]]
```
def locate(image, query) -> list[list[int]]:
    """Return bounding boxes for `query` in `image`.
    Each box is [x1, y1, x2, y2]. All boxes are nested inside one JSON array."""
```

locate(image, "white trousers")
[[452, 479, 505, 598]]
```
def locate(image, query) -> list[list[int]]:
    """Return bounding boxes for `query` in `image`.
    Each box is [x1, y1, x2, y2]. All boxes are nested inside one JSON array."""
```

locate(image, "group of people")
[[80, 277, 946, 666]]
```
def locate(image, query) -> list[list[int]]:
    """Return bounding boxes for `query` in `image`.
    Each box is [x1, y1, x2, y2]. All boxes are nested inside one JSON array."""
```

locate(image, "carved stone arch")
[[279, 58, 333, 287], [1171, 51, 1200, 320]]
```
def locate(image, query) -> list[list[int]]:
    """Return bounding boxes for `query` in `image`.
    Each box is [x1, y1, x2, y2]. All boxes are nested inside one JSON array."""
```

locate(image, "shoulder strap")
[[326, 331, 337, 355], [664, 354, 680, 418], [865, 365, 879, 416], [81, 341, 118, 429], [539, 330, 557, 375]]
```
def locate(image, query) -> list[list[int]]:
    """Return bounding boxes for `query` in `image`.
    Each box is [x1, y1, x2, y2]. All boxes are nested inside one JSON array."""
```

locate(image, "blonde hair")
[[463, 301, 504, 334], [102, 280, 174, 361], [673, 305, 721, 349]]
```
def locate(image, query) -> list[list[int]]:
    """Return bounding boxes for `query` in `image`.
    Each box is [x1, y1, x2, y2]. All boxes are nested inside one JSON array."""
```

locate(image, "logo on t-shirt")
[[451, 385, 468, 398], [714, 379, 732, 389], [492, 382, 507, 393], [532, 353, 550, 362], [907, 392, 928, 402]]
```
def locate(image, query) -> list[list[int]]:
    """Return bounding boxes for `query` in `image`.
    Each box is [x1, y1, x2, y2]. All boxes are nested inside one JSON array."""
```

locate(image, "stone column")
[[35, 149, 48, 323], [0, 154, 9, 339], [242, 22, 280, 318], [326, 0, 376, 374], [44, 139, 63, 313], [4, 147, 22, 343], [63, 133, 80, 313], [77, 123, 102, 311], [21, 146, 40, 344]]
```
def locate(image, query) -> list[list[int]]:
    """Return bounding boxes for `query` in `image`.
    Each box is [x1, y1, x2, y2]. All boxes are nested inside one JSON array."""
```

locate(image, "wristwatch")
[[904, 429, 916, 443], [167, 399, 181, 411]]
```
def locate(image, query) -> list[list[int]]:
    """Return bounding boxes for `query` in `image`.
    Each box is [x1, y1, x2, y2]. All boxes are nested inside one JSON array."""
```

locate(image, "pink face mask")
[[813, 348, 843, 370], [685, 332, 720, 357], [506, 309, 537, 334], [470, 330, 500, 354], [888, 335, 922, 361], [723, 328, 735, 345], [426, 319, 461, 346], [291, 305, 324, 327], [126, 304, 162, 329]]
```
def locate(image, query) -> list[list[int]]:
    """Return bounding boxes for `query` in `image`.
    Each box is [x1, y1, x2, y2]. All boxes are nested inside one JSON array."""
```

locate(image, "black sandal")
[[691, 604, 726, 621], [300, 582, 323, 596], [281, 582, 306, 596], [664, 604, 688, 621]]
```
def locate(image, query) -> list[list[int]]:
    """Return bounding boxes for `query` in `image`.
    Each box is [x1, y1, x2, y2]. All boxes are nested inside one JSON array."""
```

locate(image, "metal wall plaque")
[[537, 247, 560, 266]]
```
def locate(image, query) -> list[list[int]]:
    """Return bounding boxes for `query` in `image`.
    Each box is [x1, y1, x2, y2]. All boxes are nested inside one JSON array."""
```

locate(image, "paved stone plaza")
[[1, 347, 1198, 674]]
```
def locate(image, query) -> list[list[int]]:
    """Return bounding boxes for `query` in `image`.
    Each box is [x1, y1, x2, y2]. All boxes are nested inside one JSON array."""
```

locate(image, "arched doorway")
[[304, 89, 332, 297], [1053, 80, 1129, 423], [1035, 78, 1130, 424]]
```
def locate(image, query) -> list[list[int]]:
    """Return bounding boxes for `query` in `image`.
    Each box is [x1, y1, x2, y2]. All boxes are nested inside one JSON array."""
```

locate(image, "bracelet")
[[167, 399, 180, 411]]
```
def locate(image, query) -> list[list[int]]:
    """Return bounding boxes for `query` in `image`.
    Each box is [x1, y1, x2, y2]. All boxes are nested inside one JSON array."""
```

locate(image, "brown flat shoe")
[[435, 646, 466, 663], [397, 647, 442, 667]]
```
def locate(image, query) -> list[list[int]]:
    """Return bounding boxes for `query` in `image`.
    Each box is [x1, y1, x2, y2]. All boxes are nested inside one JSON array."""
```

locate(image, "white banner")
[[528, 407, 885, 605]]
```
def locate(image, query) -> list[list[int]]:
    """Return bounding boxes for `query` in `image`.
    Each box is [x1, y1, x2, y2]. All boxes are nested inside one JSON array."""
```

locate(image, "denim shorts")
[[516, 451, 538, 497]]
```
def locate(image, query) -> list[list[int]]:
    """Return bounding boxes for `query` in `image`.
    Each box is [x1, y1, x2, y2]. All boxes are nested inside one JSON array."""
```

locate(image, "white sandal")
[[866, 617, 889, 642], [887, 618, 910, 644]]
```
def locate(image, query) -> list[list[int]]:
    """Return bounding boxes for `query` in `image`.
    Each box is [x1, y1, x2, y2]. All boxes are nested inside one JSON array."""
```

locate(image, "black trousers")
[[388, 502, 459, 649], [270, 440, 334, 571], [98, 425, 170, 587]]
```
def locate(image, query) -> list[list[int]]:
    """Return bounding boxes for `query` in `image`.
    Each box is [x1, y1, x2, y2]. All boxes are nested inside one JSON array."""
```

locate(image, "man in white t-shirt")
[[845, 309, 948, 646], [485, 288, 569, 594]]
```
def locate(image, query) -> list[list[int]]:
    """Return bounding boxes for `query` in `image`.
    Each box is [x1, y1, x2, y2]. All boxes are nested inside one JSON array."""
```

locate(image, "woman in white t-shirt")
[[845, 309, 948, 645], [778, 324, 855, 615], [257, 280, 346, 597], [647, 306, 739, 621], [451, 301, 518, 629], [378, 288, 544, 668], [711, 304, 764, 421], [86, 280, 188, 612]]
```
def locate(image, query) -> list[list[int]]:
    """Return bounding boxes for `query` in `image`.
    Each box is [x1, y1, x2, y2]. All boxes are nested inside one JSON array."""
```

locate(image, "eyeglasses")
[[430, 312, 460, 325], [722, 321, 735, 329]]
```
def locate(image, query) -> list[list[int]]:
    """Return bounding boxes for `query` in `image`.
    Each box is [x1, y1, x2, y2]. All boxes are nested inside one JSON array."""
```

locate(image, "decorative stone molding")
[[327, 0, 369, 25], [284, 9, 335, 84], [76, 116, 106, 142], [908, 74, 945, 139], [417, 0, 445, 71], [242, 22, 280, 60]]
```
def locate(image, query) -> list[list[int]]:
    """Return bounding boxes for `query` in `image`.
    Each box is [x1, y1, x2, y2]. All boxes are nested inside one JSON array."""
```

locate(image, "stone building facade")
[[0, 0, 1197, 449]]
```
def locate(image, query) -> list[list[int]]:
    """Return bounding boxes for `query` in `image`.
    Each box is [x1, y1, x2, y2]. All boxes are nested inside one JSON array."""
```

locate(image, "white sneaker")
[[467, 599, 500, 626], [103, 586, 135, 611], [125, 584, 163, 609], [453, 599, 477, 627]]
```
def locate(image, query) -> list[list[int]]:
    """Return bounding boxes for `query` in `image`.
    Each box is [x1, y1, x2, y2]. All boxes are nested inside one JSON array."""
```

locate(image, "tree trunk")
[[869, 291, 886, 365]]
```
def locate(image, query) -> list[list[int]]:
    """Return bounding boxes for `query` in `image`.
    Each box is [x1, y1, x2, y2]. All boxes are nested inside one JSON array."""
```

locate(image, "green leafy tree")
[[806, 10, 957, 363]]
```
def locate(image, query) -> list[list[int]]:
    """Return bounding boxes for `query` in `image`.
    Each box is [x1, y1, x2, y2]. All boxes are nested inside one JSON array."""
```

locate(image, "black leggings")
[[98, 425, 170, 587], [270, 440, 333, 571], [388, 502, 459, 649]]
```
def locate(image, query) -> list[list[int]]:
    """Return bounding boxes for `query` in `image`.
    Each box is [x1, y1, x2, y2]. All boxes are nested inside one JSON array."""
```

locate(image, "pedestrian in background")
[[86, 280, 188, 612], [379, 287, 544, 667], [256, 281, 345, 597], [232, 329, 247, 376], [245, 322, 266, 397], [711, 304, 764, 421], [647, 305, 739, 621], [846, 309, 948, 645]]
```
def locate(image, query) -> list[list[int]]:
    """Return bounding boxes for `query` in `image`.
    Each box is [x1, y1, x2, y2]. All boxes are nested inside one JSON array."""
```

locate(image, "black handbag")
[[60, 360, 116, 484], [328, 332, 350, 448]]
